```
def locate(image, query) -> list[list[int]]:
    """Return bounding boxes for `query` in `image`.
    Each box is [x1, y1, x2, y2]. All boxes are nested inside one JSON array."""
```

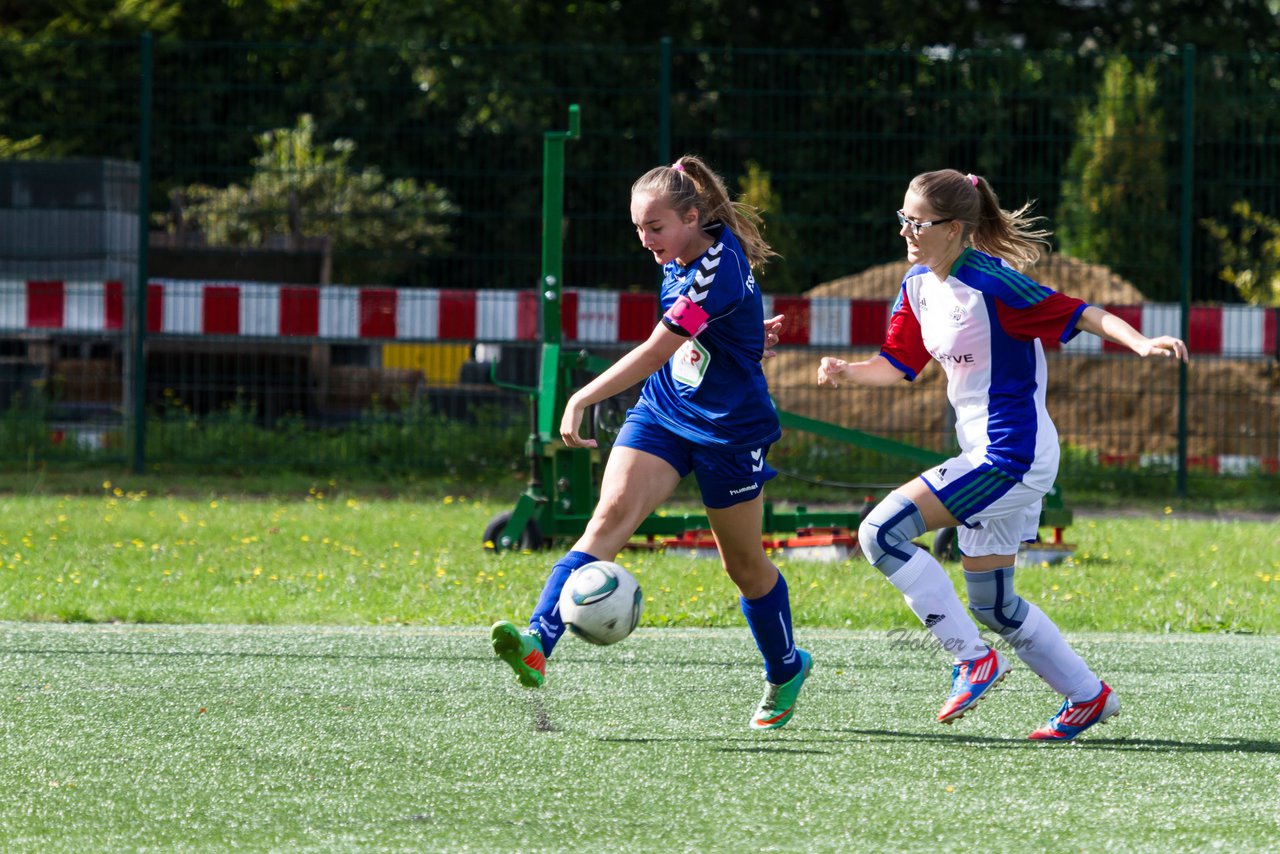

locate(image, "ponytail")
[[909, 169, 1051, 271], [631, 154, 778, 269]]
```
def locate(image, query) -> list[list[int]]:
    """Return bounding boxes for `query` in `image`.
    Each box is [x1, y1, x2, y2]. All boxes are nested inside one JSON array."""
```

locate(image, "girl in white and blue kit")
[[819, 169, 1188, 740]]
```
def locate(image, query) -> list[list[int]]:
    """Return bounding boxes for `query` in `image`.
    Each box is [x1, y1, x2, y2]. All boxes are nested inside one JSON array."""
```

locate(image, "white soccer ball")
[[557, 561, 643, 646]]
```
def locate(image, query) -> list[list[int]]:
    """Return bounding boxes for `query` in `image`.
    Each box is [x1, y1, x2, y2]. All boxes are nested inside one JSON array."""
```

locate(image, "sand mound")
[[1046, 356, 1279, 457], [808, 254, 1147, 306]]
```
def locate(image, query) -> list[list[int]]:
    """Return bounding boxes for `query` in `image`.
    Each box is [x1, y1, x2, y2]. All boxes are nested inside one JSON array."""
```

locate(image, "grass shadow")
[[832, 727, 1280, 754]]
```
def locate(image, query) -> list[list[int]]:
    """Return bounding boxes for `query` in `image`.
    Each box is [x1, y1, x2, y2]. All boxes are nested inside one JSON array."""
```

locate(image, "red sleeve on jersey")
[[994, 292, 1089, 343], [880, 294, 932, 380]]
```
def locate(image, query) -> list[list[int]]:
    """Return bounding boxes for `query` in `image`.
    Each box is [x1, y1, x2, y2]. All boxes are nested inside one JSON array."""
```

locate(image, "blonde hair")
[[630, 154, 778, 269], [909, 169, 1052, 271]]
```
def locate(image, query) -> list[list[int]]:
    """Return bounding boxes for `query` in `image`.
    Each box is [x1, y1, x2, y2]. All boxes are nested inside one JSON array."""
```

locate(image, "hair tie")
[[671, 163, 685, 172], [967, 173, 979, 187]]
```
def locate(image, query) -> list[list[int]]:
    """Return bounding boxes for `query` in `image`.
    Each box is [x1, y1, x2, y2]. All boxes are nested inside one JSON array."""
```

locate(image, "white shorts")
[[919, 454, 1045, 557]]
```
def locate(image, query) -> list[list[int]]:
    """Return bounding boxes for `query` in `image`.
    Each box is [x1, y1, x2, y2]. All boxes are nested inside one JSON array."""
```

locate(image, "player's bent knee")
[[965, 567, 1030, 634], [858, 493, 927, 577], [967, 598, 1029, 634]]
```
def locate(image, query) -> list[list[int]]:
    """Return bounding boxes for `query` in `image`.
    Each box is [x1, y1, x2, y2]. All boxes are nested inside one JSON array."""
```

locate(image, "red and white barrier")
[[1097, 453, 1280, 475], [1, 279, 1276, 356]]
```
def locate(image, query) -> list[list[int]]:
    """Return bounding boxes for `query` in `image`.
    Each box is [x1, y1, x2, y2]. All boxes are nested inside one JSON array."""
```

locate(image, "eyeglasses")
[[896, 210, 954, 237]]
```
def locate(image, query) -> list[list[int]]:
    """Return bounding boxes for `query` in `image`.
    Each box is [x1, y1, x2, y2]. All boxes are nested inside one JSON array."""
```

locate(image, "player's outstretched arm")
[[817, 354, 908, 389], [1076, 306, 1190, 362], [559, 323, 685, 449]]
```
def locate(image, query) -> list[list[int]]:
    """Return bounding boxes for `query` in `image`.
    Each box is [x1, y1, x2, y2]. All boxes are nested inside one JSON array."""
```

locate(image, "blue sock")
[[740, 572, 801, 685], [528, 550, 598, 656]]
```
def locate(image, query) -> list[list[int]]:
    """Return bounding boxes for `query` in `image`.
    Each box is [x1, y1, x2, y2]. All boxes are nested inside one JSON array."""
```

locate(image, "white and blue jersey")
[[880, 247, 1088, 501], [637, 223, 781, 450]]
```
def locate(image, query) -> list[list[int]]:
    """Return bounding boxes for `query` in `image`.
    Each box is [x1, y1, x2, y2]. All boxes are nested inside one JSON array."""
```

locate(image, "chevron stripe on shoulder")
[[689, 242, 724, 299]]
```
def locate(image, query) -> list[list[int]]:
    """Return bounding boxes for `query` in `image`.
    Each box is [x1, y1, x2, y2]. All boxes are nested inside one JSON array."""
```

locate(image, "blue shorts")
[[614, 406, 777, 509]]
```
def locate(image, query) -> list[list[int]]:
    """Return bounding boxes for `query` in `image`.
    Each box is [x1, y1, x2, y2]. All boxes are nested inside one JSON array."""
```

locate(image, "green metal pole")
[[537, 104, 580, 441], [131, 32, 153, 474], [495, 105, 582, 551], [659, 37, 672, 165], [777, 409, 947, 468], [1176, 44, 1195, 500]]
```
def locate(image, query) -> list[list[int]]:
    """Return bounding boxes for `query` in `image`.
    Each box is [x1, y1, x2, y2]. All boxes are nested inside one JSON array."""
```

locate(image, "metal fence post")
[[536, 104, 580, 441], [659, 36, 671, 166], [130, 32, 153, 474], [1177, 43, 1196, 499]]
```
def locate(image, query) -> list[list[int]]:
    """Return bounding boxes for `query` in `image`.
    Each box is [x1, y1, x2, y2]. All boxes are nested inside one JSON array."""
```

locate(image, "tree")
[[0, 135, 41, 158], [1056, 55, 1177, 300], [159, 114, 457, 285], [1202, 201, 1280, 306], [737, 162, 803, 293]]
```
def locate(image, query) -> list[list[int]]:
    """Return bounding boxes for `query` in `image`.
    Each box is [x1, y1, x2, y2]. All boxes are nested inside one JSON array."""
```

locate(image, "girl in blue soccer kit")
[[819, 169, 1188, 740], [492, 155, 811, 730]]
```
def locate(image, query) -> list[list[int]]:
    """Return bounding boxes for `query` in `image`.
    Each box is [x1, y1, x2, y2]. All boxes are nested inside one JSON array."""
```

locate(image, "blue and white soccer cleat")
[[1028, 681, 1120, 741], [937, 646, 1010, 724]]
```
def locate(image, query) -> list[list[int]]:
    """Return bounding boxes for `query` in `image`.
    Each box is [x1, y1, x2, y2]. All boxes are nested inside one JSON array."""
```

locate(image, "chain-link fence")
[[1, 38, 1277, 495]]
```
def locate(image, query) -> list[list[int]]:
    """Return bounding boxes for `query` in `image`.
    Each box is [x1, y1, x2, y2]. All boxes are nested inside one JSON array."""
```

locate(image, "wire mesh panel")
[[0, 34, 143, 461], [1, 38, 1277, 493]]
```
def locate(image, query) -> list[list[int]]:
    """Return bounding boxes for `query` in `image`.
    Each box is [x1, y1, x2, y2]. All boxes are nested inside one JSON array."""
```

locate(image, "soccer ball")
[[557, 561, 643, 646]]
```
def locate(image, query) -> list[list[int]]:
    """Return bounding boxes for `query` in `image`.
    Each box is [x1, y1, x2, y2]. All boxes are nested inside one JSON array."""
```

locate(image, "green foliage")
[[158, 114, 457, 285], [6, 0, 1280, 51], [142, 391, 522, 476], [0, 0, 179, 38], [0, 387, 525, 478], [4, 28, 1275, 296], [0, 385, 123, 464], [737, 161, 805, 293], [1201, 200, 1280, 306], [0, 134, 41, 157], [1057, 55, 1178, 300], [0, 390, 58, 460]]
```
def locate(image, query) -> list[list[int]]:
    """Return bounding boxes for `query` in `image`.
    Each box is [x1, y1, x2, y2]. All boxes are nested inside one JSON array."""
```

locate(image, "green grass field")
[[0, 481, 1278, 850], [0, 485, 1276, 633], [3, 623, 1277, 851]]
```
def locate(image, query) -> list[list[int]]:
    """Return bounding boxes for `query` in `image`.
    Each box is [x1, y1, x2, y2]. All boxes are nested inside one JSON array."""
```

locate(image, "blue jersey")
[[637, 223, 781, 449]]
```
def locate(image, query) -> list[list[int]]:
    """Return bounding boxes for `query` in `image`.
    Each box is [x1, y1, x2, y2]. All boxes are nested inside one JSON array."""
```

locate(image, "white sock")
[[888, 549, 988, 661], [1003, 603, 1102, 701]]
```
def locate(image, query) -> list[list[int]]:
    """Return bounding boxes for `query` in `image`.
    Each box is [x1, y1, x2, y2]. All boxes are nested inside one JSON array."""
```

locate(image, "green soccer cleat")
[[490, 621, 546, 688], [750, 648, 813, 731]]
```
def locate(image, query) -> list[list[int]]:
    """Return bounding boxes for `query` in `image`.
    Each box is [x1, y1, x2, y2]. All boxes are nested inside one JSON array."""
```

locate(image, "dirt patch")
[[1048, 356, 1280, 457], [808, 254, 1147, 306]]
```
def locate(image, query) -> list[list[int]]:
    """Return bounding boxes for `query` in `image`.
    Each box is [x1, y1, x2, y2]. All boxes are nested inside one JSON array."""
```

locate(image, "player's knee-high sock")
[[1002, 603, 1101, 702], [528, 550, 598, 656], [965, 568, 1100, 701], [887, 550, 989, 661], [740, 571, 801, 684], [861, 494, 987, 661]]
